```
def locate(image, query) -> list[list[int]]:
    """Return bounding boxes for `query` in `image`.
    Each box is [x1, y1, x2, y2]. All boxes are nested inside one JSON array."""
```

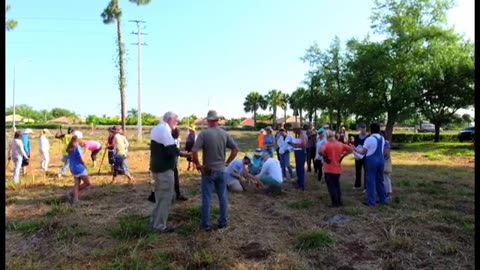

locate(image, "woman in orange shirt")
[[257, 129, 265, 148], [320, 130, 353, 207]]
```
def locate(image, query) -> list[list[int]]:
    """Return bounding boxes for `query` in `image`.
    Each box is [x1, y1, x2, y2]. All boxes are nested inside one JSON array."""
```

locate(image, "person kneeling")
[[253, 152, 283, 195], [225, 155, 252, 192]]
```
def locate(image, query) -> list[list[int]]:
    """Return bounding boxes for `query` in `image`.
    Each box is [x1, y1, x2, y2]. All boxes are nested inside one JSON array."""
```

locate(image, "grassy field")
[[5, 128, 475, 269]]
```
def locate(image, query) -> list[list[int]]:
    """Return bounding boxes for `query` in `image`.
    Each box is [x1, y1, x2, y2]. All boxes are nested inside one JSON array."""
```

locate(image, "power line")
[[129, 20, 148, 142]]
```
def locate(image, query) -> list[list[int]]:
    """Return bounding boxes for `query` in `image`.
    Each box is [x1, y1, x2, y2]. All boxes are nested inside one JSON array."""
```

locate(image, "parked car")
[[417, 123, 438, 133], [457, 126, 475, 142]]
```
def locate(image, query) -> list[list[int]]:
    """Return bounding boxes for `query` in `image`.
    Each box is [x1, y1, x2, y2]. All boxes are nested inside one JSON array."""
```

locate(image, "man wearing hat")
[[192, 110, 238, 231], [185, 125, 197, 171], [38, 129, 51, 172], [291, 123, 308, 191], [249, 148, 264, 175], [314, 128, 327, 182], [225, 155, 252, 192], [353, 122, 369, 190], [252, 151, 283, 195], [21, 128, 33, 176], [55, 127, 74, 178]]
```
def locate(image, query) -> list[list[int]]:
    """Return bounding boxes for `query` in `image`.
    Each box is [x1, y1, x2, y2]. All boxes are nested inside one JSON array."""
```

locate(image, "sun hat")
[[23, 128, 33, 134], [188, 125, 196, 131], [254, 148, 263, 156], [72, 130, 83, 139]]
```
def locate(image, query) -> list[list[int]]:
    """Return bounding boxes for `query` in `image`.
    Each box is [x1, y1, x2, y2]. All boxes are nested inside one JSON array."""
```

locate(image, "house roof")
[[240, 118, 255, 126], [6, 114, 24, 122], [50, 116, 71, 124]]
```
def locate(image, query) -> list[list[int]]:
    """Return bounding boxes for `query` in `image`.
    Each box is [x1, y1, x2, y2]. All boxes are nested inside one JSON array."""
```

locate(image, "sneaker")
[[201, 226, 212, 232], [159, 226, 176, 233], [177, 195, 189, 202], [216, 224, 228, 230]]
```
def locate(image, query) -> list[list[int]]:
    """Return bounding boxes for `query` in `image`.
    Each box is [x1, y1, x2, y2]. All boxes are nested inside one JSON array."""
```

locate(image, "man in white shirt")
[[253, 151, 283, 195], [314, 128, 327, 182]]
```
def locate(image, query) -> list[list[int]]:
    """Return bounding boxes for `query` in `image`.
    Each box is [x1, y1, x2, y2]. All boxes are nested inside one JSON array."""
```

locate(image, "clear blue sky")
[[5, 0, 474, 119]]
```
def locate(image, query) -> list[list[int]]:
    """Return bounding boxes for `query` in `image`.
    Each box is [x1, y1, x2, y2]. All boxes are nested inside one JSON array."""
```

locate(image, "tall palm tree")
[[101, 0, 151, 131], [265, 89, 283, 129], [243, 91, 267, 127], [289, 87, 307, 126], [279, 93, 289, 125]]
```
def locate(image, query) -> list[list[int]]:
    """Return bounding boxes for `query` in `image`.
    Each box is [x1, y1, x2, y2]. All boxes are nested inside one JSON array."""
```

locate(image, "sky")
[[5, 0, 475, 120]]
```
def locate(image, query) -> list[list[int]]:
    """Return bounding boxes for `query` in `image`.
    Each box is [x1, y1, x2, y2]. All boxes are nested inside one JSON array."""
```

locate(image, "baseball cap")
[[358, 122, 366, 128], [72, 130, 83, 139], [317, 128, 325, 134], [254, 148, 263, 155], [23, 128, 33, 134]]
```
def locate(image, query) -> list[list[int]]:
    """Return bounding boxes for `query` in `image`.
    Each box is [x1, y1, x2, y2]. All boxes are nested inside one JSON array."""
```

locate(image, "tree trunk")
[[299, 109, 303, 126], [253, 110, 257, 128], [283, 108, 287, 126], [272, 107, 277, 129], [385, 118, 394, 144], [116, 15, 126, 131], [336, 109, 342, 130], [434, 123, 441, 143]]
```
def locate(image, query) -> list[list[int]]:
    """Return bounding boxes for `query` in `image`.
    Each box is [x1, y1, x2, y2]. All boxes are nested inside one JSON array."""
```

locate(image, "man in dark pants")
[[353, 122, 369, 190], [306, 124, 317, 172]]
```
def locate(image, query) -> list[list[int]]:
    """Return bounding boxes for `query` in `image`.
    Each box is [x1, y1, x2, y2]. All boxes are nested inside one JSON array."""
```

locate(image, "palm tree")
[[101, 0, 151, 131], [243, 91, 267, 127], [279, 93, 289, 125], [265, 89, 283, 129], [289, 87, 307, 126]]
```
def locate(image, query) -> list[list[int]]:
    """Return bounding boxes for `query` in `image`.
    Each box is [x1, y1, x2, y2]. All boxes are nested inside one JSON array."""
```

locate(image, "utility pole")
[[130, 20, 147, 142]]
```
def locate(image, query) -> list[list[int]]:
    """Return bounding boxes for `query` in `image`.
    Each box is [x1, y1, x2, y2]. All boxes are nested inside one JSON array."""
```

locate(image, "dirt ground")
[[5, 128, 475, 269]]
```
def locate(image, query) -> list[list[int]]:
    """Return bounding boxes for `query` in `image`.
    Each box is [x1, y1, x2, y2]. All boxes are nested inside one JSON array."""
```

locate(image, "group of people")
[[249, 121, 393, 208], [7, 125, 136, 206]]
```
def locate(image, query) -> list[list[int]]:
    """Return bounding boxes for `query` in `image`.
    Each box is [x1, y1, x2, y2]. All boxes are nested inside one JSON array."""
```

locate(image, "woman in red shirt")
[[320, 130, 353, 207]]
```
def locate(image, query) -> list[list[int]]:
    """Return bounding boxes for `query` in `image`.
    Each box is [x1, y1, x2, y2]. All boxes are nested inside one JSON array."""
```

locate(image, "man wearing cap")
[[225, 155, 252, 192], [353, 122, 369, 190], [38, 129, 51, 172], [253, 151, 283, 195], [192, 110, 238, 231], [276, 127, 294, 181], [55, 127, 74, 178], [21, 128, 33, 176], [314, 128, 327, 182], [249, 148, 264, 175], [291, 123, 308, 191]]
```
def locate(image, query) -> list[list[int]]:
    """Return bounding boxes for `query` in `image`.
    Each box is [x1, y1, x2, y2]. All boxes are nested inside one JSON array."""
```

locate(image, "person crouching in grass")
[[66, 135, 91, 207], [253, 151, 283, 195], [320, 130, 352, 207], [83, 140, 103, 167]]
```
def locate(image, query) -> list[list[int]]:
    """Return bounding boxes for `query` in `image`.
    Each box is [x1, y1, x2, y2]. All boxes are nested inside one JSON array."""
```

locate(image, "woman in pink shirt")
[[83, 140, 103, 167]]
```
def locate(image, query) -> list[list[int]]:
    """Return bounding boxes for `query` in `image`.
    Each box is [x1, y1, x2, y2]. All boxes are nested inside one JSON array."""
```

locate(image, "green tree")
[[289, 87, 307, 125], [86, 115, 101, 126], [101, 0, 151, 131], [243, 91, 267, 127], [347, 0, 456, 142], [50, 107, 78, 118], [265, 90, 283, 129], [417, 36, 475, 142], [279, 92, 289, 125], [5, 5, 17, 31]]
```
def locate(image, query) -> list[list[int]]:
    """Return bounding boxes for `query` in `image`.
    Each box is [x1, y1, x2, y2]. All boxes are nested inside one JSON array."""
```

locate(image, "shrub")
[[295, 229, 336, 250]]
